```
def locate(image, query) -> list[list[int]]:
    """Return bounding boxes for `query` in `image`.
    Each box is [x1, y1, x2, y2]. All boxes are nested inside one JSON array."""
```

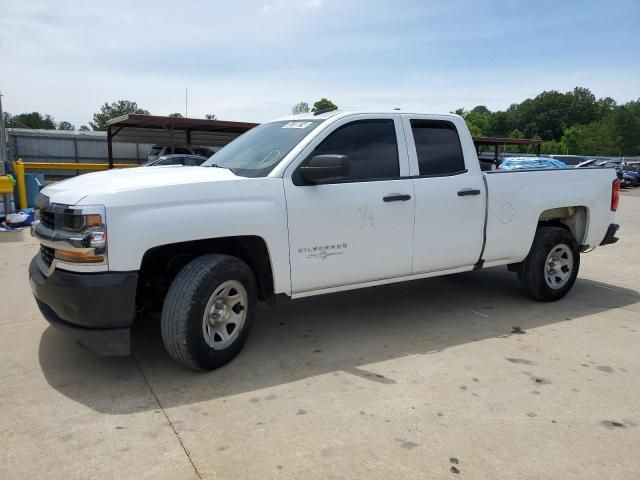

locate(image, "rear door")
[[284, 114, 415, 293], [402, 115, 485, 272]]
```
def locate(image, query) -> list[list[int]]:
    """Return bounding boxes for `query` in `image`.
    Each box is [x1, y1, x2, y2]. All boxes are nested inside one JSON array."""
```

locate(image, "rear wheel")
[[517, 226, 580, 302], [161, 254, 256, 371]]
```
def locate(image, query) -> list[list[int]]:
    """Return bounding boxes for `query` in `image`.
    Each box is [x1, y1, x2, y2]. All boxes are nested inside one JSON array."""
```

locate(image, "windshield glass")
[[202, 120, 325, 177]]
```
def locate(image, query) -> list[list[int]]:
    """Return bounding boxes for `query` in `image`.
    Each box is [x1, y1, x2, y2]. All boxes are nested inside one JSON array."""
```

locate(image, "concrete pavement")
[[1, 193, 638, 479]]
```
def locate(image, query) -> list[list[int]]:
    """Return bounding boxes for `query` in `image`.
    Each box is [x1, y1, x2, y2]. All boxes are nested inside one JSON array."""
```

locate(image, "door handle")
[[383, 194, 411, 202], [457, 188, 481, 197]]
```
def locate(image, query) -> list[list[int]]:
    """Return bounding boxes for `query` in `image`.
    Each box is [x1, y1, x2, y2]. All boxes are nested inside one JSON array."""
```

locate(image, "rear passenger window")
[[312, 120, 399, 181], [411, 120, 466, 176]]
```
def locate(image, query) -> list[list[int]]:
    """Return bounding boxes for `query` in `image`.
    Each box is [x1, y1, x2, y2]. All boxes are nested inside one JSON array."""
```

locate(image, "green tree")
[[470, 105, 491, 115], [464, 106, 492, 136], [292, 101, 310, 115], [487, 111, 511, 137], [9, 112, 56, 129], [604, 106, 640, 155], [90, 100, 150, 130], [168, 112, 183, 118], [506, 128, 528, 153], [79, 125, 90, 131], [508, 128, 524, 139], [204, 114, 217, 120], [454, 106, 491, 136], [466, 123, 483, 137], [541, 140, 564, 155], [561, 126, 583, 154], [596, 97, 617, 118], [625, 98, 640, 119], [523, 91, 570, 140], [58, 121, 75, 130], [311, 98, 337, 112], [567, 86, 598, 126], [451, 88, 640, 156]]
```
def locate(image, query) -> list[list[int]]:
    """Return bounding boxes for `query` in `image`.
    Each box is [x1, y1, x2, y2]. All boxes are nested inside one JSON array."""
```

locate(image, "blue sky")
[[1, 0, 638, 127]]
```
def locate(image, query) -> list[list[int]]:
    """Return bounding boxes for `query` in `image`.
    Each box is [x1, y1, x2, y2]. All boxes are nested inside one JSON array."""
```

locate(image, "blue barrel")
[[25, 173, 45, 208]]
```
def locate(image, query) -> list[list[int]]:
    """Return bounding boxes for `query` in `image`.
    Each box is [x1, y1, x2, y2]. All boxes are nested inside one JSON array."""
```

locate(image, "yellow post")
[[12, 159, 27, 210]]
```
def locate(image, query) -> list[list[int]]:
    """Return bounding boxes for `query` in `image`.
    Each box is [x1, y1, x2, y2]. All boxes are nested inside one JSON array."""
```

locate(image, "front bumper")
[[600, 223, 620, 246], [29, 256, 138, 355]]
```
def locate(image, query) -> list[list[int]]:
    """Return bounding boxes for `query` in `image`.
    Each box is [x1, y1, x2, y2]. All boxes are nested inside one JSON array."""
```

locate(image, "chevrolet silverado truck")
[[29, 110, 621, 370]]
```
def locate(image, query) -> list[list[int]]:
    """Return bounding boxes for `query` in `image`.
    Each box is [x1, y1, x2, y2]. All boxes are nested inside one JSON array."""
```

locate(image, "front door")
[[284, 115, 415, 293]]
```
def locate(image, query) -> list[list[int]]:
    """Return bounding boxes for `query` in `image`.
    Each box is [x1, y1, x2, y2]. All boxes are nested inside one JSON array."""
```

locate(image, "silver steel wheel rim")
[[544, 244, 574, 289], [202, 280, 248, 350]]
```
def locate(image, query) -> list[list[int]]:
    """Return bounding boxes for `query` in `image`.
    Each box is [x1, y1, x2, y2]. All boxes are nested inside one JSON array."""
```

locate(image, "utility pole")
[[0, 90, 8, 174], [0, 89, 11, 214], [185, 88, 188, 118]]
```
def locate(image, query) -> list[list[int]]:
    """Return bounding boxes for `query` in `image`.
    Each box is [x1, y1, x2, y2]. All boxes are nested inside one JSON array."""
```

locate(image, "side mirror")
[[299, 155, 350, 184]]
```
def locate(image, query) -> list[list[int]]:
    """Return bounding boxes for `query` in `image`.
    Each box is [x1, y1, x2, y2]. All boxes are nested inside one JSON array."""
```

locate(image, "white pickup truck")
[[29, 110, 621, 370]]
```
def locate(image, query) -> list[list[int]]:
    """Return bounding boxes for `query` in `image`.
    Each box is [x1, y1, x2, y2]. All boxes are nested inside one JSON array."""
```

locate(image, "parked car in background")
[[621, 168, 640, 186], [575, 158, 599, 168], [575, 159, 638, 187], [620, 172, 638, 187], [550, 155, 593, 166], [575, 159, 622, 169], [624, 161, 640, 172], [147, 145, 198, 162], [499, 156, 567, 170], [192, 146, 221, 158], [143, 154, 209, 167]]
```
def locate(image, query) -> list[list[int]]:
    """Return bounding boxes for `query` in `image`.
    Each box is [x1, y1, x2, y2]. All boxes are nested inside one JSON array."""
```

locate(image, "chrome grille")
[[40, 210, 55, 230], [40, 245, 54, 267]]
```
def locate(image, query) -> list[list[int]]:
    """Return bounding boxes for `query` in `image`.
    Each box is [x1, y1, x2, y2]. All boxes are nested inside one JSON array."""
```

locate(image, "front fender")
[[84, 178, 292, 295]]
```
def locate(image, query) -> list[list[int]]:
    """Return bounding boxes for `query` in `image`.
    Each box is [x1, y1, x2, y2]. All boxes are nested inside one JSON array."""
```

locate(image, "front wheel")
[[517, 226, 580, 302], [161, 254, 256, 371]]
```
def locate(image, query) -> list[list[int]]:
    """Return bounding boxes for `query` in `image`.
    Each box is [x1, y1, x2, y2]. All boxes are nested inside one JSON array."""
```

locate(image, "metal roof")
[[7, 128, 107, 139], [473, 136, 542, 165], [106, 114, 258, 147]]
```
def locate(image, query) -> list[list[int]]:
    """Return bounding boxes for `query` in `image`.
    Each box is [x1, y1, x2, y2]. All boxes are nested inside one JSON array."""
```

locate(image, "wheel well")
[[537, 206, 588, 245], [136, 236, 274, 315]]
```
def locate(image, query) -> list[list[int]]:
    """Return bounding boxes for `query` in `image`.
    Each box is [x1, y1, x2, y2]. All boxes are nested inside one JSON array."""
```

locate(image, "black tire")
[[161, 254, 256, 371], [517, 226, 580, 302]]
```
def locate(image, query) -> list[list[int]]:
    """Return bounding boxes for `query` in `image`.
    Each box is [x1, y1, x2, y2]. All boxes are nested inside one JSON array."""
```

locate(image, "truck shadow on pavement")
[[38, 266, 640, 414]]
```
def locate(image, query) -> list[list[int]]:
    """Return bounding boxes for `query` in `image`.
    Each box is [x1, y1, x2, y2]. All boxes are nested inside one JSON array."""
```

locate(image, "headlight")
[[58, 212, 103, 231], [34, 203, 108, 266]]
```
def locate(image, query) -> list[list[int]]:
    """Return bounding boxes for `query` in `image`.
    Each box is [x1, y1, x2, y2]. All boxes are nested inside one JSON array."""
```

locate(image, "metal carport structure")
[[105, 115, 258, 168], [473, 136, 543, 167]]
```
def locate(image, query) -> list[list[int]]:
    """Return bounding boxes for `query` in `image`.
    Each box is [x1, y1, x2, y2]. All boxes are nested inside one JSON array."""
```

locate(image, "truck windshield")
[[202, 120, 325, 177]]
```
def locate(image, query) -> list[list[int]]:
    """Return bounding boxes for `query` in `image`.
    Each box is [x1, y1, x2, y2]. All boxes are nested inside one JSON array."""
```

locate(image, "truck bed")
[[482, 167, 617, 266]]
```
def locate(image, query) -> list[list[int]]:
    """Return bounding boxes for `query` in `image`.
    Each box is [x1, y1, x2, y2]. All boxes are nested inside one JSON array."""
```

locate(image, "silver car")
[[142, 154, 209, 167]]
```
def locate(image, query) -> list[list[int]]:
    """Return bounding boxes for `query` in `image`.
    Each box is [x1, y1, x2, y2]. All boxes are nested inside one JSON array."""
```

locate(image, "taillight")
[[611, 178, 620, 211]]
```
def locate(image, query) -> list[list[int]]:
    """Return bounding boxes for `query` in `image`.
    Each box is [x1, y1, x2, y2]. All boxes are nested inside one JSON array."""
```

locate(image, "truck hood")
[[41, 166, 239, 205]]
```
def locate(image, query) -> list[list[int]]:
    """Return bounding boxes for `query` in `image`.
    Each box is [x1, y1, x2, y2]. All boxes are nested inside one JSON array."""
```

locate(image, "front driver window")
[[311, 120, 399, 181]]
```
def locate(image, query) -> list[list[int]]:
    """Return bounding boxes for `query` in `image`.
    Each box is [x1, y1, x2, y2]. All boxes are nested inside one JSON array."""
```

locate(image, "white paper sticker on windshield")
[[282, 121, 312, 129]]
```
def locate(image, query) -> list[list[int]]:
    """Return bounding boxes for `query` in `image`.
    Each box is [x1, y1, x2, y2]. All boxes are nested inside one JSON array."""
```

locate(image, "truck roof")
[[275, 110, 462, 122]]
